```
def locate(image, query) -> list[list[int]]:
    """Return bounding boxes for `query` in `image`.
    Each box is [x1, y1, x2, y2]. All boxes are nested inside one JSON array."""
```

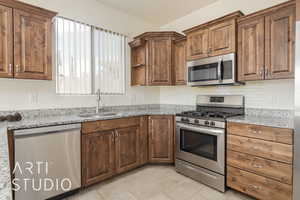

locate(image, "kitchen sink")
[[78, 112, 120, 118]]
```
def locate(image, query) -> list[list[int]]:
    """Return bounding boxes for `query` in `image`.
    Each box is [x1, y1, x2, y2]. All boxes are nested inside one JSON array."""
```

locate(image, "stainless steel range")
[[175, 95, 244, 192]]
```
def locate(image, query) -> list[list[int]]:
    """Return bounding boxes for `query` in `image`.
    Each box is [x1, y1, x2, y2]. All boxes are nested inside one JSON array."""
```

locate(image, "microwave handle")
[[217, 58, 222, 82]]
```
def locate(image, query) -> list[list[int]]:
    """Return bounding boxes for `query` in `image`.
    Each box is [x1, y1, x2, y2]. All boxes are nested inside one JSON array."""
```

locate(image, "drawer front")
[[227, 135, 293, 164], [227, 166, 292, 200], [228, 122, 293, 145], [82, 117, 141, 134], [227, 150, 293, 184]]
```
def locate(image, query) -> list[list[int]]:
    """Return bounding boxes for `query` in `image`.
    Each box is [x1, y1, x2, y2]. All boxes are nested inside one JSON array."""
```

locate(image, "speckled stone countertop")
[[0, 105, 294, 200], [227, 108, 294, 129], [0, 124, 12, 200]]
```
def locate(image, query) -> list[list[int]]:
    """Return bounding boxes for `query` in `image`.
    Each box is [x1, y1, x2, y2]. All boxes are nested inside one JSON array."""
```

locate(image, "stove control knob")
[[204, 121, 210, 125], [210, 121, 216, 127], [194, 119, 199, 124]]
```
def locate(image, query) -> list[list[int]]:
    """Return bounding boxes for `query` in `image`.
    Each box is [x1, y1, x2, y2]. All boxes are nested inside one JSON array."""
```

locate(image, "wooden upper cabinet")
[[238, 1, 295, 81], [238, 17, 265, 81], [115, 126, 140, 174], [186, 28, 209, 60], [174, 38, 187, 85], [209, 19, 236, 56], [148, 115, 174, 163], [148, 38, 172, 85], [82, 130, 115, 187], [129, 32, 184, 86], [0, 5, 13, 78], [265, 4, 295, 79], [184, 11, 243, 61], [14, 9, 52, 80], [0, 0, 56, 80]]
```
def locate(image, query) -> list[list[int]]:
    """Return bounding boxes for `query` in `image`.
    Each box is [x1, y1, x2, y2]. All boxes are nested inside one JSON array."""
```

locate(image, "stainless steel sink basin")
[[78, 112, 120, 118]]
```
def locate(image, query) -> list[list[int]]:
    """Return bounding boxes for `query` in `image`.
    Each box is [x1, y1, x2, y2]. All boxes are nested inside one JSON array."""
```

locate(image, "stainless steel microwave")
[[187, 53, 237, 86]]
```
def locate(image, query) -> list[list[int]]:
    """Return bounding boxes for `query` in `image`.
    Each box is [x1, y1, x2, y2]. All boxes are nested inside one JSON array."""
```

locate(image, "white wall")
[[159, 0, 294, 110], [0, 0, 160, 111]]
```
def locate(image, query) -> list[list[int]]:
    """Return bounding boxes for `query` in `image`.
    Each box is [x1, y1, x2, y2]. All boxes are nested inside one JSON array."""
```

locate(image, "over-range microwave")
[[187, 53, 240, 86]]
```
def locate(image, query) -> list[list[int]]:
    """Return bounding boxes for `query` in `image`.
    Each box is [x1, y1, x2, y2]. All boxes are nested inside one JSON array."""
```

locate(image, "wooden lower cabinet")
[[227, 122, 294, 200], [82, 130, 115, 187], [227, 166, 292, 200], [148, 115, 174, 163], [82, 115, 176, 187], [115, 126, 140, 174]]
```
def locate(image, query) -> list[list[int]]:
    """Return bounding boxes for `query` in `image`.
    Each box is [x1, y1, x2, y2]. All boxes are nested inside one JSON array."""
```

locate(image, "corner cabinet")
[[148, 115, 175, 163], [0, 0, 56, 80], [184, 11, 243, 61], [129, 32, 185, 86], [238, 1, 295, 81]]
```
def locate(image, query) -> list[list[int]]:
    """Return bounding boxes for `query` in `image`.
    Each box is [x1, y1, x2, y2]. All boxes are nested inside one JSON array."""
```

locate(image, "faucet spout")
[[96, 89, 101, 114]]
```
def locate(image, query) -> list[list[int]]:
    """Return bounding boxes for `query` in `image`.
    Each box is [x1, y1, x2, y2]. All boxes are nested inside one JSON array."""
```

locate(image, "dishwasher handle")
[[14, 123, 81, 137]]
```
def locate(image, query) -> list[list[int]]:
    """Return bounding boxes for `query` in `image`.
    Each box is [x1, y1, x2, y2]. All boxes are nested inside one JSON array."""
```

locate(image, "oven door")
[[176, 122, 225, 175]]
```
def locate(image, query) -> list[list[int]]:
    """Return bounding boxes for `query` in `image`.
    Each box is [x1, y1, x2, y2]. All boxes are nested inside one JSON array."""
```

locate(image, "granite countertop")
[[0, 106, 295, 200], [228, 108, 294, 129]]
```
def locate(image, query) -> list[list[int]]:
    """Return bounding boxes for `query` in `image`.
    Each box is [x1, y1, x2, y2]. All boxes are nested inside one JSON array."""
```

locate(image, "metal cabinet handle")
[[8, 64, 13, 75], [259, 68, 264, 76], [249, 129, 262, 134], [265, 68, 269, 78], [16, 65, 20, 73], [249, 185, 261, 190], [252, 164, 263, 168]]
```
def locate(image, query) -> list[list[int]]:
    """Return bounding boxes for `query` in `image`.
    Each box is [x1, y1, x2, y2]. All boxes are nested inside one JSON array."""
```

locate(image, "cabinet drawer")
[[227, 166, 292, 200], [227, 135, 293, 164], [82, 117, 140, 134], [228, 122, 293, 145], [227, 150, 293, 184]]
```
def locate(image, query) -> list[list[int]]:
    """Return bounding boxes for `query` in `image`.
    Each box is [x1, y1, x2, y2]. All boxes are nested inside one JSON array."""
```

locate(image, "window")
[[55, 17, 126, 95]]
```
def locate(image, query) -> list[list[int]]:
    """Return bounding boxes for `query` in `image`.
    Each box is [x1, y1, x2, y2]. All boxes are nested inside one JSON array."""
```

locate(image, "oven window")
[[188, 63, 218, 82], [180, 128, 217, 161]]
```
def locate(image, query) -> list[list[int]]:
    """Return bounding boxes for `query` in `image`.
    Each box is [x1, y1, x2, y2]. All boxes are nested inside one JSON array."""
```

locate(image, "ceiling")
[[96, 0, 218, 26]]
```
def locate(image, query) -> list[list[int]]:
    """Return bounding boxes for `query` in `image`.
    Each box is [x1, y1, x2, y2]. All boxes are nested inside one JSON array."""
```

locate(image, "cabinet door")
[[139, 116, 148, 165], [115, 126, 140, 174], [14, 9, 52, 80], [148, 115, 174, 163], [82, 131, 115, 187], [209, 20, 236, 57], [238, 17, 265, 81], [174, 39, 187, 85], [265, 5, 295, 79], [0, 5, 13, 78], [187, 28, 209, 60], [148, 38, 172, 85]]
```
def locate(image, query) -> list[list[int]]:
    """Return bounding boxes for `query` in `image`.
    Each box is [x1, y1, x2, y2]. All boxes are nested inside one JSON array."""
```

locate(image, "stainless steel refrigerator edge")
[[294, 2, 300, 199]]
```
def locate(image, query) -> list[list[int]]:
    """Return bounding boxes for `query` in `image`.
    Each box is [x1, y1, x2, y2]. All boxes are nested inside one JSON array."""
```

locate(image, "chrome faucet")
[[96, 89, 101, 113]]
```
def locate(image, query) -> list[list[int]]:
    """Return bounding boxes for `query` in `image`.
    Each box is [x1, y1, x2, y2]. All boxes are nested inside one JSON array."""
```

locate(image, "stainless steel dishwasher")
[[14, 124, 81, 200]]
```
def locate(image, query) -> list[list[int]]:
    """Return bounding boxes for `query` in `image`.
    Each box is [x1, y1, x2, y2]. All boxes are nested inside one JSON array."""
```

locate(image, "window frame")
[[54, 16, 127, 96]]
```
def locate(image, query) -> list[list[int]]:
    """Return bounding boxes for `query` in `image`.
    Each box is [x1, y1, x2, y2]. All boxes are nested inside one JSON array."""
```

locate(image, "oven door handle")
[[217, 58, 222, 83], [176, 122, 224, 136]]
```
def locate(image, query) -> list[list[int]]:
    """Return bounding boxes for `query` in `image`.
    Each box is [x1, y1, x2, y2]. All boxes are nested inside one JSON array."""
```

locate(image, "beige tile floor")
[[66, 165, 255, 200]]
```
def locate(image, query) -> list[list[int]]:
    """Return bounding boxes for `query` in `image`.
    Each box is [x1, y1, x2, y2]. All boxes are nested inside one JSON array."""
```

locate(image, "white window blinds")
[[55, 17, 126, 95], [94, 28, 126, 95], [55, 17, 92, 95]]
